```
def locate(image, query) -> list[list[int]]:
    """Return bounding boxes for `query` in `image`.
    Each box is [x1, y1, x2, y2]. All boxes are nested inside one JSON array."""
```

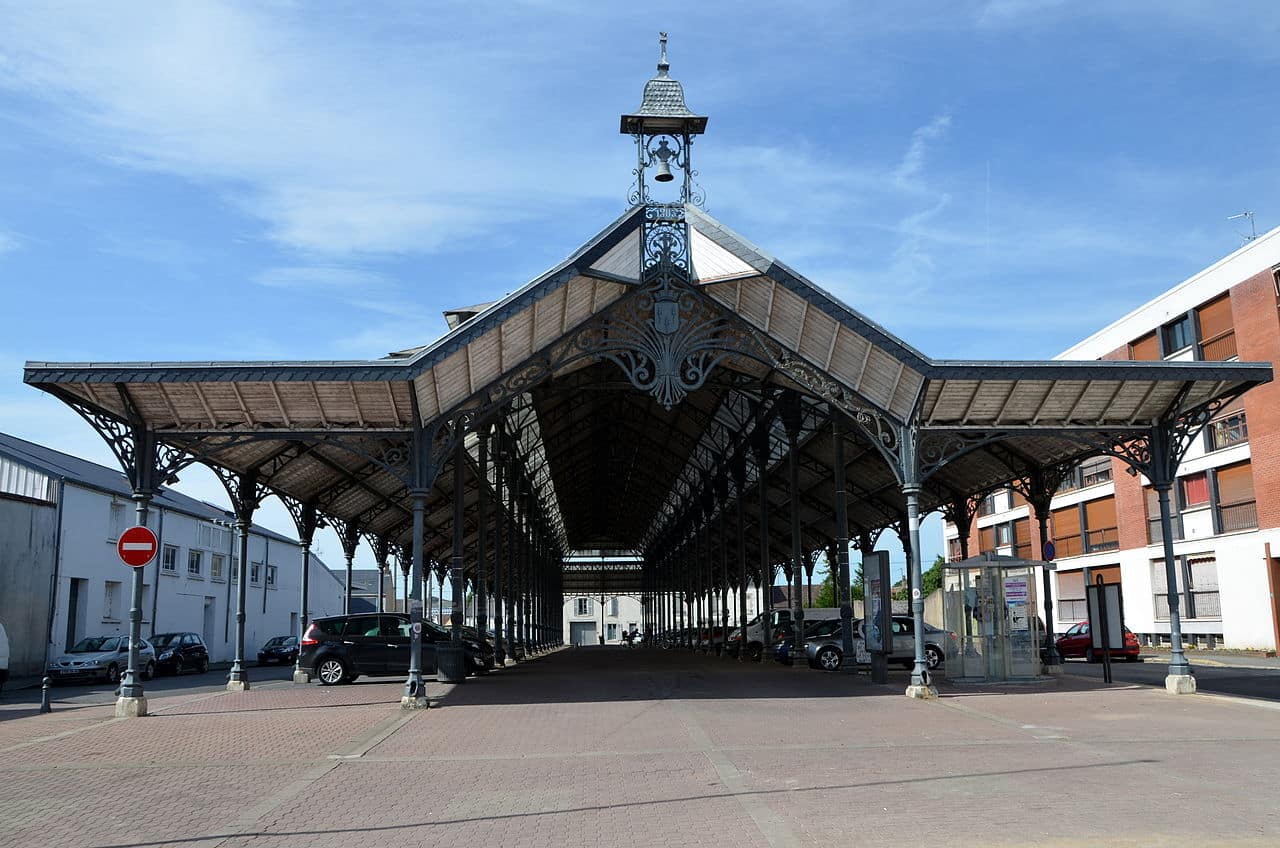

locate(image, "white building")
[[562, 588, 765, 645], [0, 433, 345, 676]]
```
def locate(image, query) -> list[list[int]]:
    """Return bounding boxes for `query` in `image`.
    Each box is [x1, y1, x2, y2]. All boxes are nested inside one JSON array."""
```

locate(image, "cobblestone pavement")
[[1, 648, 1278, 848]]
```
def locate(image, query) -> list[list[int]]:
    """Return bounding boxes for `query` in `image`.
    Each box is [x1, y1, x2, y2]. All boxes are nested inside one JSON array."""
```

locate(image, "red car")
[[1056, 621, 1141, 662]]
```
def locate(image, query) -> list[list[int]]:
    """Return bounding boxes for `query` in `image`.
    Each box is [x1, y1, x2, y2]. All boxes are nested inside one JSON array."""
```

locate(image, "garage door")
[[569, 621, 597, 646]]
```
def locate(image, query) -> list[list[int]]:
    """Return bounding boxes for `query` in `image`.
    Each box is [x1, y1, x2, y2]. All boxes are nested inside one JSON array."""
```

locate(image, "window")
[[231, 556, 239, 583], [979, 525, 996, 553], [250, 561, 262, 585], [1145, 487, 1182, 545], [265, 564, 277, 588], [946, 537, 963, 563], [1128, 331, 1160, 361], [977, 493, 998, 517], [1051, 505, 1082, 558], [1013, 516, 1032, 559], [1179, 473, 1210, 508], [211, 554, 225, 582], [197, 522, 230, 551], [161, 544, 179, 573], [1161, 314, 1194, 354], [1196, 295, 1237, 360], [575, 597, 590, 616], [606, 623, 618, 641], [1083, 497, 1119, 552], [108, 500, 127, 540], [1057, 571, 1087, 622], [1208, 407, 1248, 451], [1153, 557, 1220, 620], [609, 597, 619, 617], [1216, 461, 1258, 532], [995, 523, 1013, 546], [1079, 456, 1112, 487], [187, 549, 204, 577], [104, 580, 122, 621]]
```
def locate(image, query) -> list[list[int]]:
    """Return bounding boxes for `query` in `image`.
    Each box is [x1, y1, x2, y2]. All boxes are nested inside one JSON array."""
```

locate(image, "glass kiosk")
[[943, 553, 1049, 683]]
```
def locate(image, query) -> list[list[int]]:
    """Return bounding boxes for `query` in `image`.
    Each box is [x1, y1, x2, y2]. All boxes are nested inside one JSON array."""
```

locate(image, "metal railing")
[[1199, 329, 1238, 362], [1218, 500, 1258, 533], [1085, 526, 1119, 552], [1147, 517, 1182, 545]]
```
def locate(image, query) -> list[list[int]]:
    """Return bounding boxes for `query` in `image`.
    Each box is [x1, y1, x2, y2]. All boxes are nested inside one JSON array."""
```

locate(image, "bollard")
[[39, 677, 52, 714]]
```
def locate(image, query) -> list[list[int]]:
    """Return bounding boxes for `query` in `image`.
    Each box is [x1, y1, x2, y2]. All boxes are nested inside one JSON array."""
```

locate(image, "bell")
[[654, 158, 674, 182]]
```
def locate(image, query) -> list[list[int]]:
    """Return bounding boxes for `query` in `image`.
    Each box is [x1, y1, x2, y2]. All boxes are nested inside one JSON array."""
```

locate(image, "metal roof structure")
[[21, 34, 1271, 698]]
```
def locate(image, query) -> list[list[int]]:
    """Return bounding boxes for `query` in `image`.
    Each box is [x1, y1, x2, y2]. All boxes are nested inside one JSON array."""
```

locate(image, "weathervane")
[[620, 32, 708, 208]]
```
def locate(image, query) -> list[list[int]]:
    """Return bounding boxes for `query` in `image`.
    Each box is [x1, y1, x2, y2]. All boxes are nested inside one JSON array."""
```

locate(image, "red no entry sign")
[[117, 526, 158, 568]]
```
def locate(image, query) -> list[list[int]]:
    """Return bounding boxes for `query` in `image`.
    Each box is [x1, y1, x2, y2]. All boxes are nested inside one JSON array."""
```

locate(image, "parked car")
[[150, 632, 211, 675], [257, 635, 299, 666], [805, 617, 955, 672], [299, 613, 493, 685], [47, 635, 156, 683], [1055, 621, 1141, 662], [775, 619, 846, 665]]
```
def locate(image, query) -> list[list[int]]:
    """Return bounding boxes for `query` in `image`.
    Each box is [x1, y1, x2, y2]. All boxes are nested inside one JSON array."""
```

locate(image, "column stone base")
[[400, 695, 430, 710], [292, 670, 311, 684], [905, 684, 939, 700], [114, 696, 148, 718], [1166, 674, 1197, 695], [226, 679, 250, 692], [1042, 663, 1064, 676]]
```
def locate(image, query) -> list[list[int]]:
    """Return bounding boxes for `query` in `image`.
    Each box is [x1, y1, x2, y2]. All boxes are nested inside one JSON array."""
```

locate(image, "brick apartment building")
[[944, 226, 1280, 651]]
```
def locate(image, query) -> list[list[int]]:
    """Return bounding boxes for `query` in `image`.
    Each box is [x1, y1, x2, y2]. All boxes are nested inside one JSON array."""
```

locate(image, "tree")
[[922, 555, 946, 596]]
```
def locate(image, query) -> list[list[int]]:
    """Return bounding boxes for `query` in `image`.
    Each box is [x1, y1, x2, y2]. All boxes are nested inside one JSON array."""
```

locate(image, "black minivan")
[[299, 613, 493, 685]]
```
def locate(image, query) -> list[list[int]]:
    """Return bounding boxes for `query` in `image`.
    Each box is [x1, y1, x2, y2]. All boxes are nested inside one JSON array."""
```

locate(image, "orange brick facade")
[[1231, 270, 1280, 531]]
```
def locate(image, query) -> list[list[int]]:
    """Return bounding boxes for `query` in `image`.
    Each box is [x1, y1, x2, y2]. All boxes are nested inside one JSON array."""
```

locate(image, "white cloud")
[[0, 230, 19, 255]]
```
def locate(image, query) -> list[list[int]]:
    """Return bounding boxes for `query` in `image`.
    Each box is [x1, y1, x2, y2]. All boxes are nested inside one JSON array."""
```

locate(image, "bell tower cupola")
[[621, 33, 707, 208]]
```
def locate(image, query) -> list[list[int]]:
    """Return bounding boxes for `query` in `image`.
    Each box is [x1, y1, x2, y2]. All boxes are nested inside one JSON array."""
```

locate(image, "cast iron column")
[[832, 415, 856, 672], [293, 503, 318, 684], [493, 434, 506, 666], [782, 395, 805, 669], [402, 490, 429, 706], [443, 436, 467, 682], [477, 428, 489, 653], [734, 453, 748, 662], [117, 489, 153, 707], [904, 483, 932, 692], [341, 521, 359, 615], [228, 496, 252, 690]]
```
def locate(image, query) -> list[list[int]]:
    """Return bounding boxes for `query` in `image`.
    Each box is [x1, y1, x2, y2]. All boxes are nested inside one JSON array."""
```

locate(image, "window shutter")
[[1216, 462, 1255, 506], [1196, 295, 1233, 341], [1129, 332, 1160, 361], [1052, 505, 1080, 537], [1083, 496, 1117, 530]]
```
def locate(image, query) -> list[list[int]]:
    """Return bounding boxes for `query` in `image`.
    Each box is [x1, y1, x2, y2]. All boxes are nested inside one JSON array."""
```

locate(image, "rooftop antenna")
[[1228, 211, 1257, 243]]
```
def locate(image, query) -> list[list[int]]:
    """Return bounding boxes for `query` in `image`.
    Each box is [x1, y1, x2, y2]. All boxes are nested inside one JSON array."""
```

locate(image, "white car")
[[47, 636, 155, 684]]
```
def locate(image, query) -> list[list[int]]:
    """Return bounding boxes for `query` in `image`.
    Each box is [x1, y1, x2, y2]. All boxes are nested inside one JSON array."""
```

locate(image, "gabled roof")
[[0, 431, 300, 546]]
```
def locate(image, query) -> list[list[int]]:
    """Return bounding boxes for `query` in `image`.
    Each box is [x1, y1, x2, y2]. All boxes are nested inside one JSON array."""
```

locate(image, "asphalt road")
[[0, 663, 297, 710], [1063, 656, 1280, 702]]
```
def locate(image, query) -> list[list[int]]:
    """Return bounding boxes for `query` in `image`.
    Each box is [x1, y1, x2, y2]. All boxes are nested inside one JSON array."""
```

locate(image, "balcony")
[[1199, 329, 1238, 362], [1218, 500, 1258, 533], [1084, 526, 1119, 553], [1147, 517, 1183, 545]]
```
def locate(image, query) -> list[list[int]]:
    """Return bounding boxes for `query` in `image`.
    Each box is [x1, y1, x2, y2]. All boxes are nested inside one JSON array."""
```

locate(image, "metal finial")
[[657, 32, 669, 76]]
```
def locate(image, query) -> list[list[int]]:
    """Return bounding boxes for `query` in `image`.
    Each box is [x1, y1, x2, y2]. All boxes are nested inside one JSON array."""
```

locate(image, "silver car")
[[47, 635, 156, 683], [805, 617, 952, 672]]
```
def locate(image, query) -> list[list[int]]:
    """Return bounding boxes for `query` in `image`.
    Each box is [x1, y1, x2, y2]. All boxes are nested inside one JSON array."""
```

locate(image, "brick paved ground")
[[0, 648, 1277, 848]]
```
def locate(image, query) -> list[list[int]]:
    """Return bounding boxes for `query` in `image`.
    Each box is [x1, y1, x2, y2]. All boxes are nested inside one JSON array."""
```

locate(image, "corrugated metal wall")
[[0, 455, 56, 504], [0, 496, 58, 677]]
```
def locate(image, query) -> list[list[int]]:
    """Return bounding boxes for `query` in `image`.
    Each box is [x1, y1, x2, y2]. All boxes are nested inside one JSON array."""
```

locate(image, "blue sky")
[[1, 2, 1277, 586]]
